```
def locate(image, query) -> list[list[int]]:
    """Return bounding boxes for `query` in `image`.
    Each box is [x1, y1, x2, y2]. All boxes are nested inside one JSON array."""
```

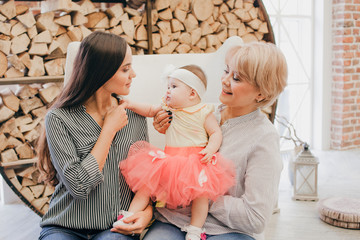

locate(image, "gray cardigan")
[[155, 106, 283, 240]]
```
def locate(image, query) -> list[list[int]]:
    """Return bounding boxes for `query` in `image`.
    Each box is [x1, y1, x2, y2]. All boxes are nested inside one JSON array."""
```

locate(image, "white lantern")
[[292, 143, 319, 201]]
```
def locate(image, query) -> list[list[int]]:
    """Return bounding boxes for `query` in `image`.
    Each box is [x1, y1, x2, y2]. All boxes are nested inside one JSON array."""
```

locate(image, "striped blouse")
[[40, 105, 148, 230]]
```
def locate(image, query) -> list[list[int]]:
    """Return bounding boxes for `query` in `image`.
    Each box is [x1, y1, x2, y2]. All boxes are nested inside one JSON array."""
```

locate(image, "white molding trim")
[[312, 0, 332, 150]]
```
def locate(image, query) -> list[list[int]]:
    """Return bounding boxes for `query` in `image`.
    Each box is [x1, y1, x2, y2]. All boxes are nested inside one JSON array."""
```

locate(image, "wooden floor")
[[1, 149, 360, 240], [266, 149, 360, 240]]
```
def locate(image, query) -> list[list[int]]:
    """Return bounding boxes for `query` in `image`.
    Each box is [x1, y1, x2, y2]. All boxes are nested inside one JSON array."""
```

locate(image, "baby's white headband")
[[164, 64, 206, 99]]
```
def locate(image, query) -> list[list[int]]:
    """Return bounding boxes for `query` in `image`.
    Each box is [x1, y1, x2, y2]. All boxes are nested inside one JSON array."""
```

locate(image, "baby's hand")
[[199, 149, 216, 164], [119, 98, 131, 109]]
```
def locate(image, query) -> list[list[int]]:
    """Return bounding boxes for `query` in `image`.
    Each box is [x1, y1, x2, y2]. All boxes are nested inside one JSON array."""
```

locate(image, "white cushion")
[[64, 36, 244, 147]]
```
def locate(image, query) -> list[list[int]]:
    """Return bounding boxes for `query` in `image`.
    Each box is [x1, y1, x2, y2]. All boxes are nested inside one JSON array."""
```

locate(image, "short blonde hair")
[[180, 64, 207, 89], [227, 41, 288, 108]]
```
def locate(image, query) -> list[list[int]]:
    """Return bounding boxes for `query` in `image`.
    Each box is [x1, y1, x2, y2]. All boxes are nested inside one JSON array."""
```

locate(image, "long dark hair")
[[37, 32, 128, 185]]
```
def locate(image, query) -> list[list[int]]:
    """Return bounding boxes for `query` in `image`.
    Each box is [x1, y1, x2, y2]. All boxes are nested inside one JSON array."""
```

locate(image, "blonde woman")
[[145, 41, 288, 240]]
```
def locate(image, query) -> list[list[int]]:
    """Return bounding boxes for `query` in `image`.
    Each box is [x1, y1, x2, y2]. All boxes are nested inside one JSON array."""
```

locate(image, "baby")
[[116, 64, 235, 240]]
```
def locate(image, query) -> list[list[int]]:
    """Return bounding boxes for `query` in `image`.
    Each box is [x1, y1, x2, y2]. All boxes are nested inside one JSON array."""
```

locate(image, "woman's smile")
[[222, 88, 232, 95]]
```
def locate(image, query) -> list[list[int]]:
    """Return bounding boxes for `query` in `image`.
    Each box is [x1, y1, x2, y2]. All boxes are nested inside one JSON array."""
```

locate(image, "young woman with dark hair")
[[37, 31, 153, 240]]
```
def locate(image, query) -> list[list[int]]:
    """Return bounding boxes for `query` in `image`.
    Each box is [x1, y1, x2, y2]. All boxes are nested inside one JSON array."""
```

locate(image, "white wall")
[[0, 175, 21, 204]]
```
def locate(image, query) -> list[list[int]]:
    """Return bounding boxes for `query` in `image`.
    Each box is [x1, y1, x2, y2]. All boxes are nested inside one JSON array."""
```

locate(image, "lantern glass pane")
[[295, 165, 315, 195]]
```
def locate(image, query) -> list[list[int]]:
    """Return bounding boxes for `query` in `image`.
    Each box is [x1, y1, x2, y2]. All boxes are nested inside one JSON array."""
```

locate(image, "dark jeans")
[[39, 225, 138, 240], [143, 220, 255, 240]]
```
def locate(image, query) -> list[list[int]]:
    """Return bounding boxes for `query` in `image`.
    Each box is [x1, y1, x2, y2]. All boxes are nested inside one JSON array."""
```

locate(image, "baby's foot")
[[181, 225, 206, 240], [112, 210, 134, 227]]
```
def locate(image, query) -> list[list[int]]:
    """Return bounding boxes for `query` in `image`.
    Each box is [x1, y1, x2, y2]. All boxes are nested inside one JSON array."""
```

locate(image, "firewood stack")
[[3, 166, 55, 215], [0, 0, 274, 216], [0, 83, 61, 215], [0, 0, 147, 79], [150, 0, 270, 54], [0, 0, 272, 78]]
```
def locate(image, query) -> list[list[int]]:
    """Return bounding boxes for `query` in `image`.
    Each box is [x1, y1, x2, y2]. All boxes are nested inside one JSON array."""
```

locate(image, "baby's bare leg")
[[128, 188, 151, 213], [113, 188, 151, 227], [191, 197, 208, 227], [182, 197, 208, 240]]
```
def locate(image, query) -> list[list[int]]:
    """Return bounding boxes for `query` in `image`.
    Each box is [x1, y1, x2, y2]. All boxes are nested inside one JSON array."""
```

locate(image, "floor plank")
[[0, 203, 41, 239]]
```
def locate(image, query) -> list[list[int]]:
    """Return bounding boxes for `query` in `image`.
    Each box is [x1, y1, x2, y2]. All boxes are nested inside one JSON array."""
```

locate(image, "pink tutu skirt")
[[120, 141, 236, 209]]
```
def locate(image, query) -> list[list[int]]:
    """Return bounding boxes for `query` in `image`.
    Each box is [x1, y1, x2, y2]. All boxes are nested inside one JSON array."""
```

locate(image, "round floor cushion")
[[318, 197, 360, 229]]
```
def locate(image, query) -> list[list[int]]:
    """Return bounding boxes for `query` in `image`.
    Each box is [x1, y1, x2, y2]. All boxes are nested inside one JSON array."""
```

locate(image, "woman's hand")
[[153, 110, 172, 134], [110, 204, 153, 235], [103, 101, 128, 133]]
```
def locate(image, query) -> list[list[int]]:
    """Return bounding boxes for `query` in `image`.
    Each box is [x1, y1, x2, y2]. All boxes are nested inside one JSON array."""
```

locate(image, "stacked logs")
[[3, 166, 55, 215], [150, 0, 269, 54], [0, 83, 61, 215], [0, 0, 272, 78], [0, 0, 274, 216], [0, 0, 147, 78]]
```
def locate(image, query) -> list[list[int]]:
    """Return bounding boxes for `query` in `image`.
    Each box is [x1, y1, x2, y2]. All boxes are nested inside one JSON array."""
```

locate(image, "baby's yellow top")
[[162, 102, 215, 148]]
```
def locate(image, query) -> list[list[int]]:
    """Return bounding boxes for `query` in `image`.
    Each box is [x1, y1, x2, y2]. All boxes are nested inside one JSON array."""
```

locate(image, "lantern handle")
[[303, 142, 309, 151]]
